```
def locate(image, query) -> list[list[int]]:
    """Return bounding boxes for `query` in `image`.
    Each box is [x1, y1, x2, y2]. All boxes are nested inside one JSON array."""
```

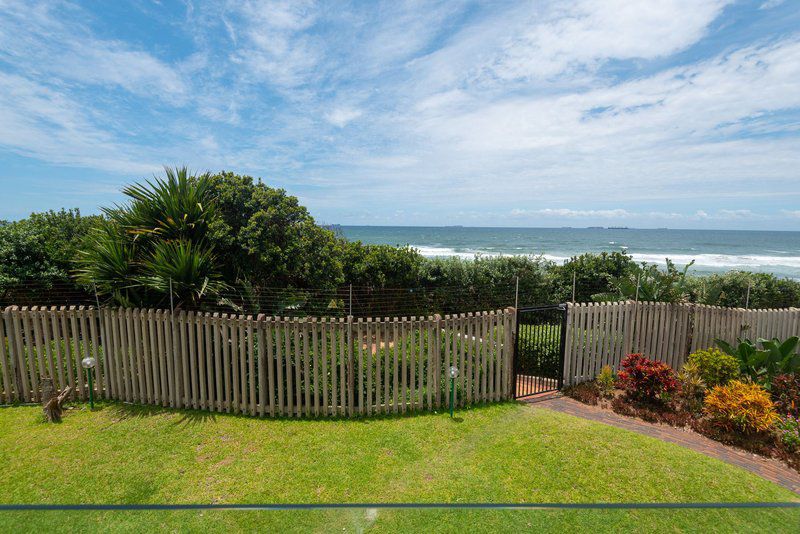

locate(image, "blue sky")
[[0, 0, 799, 230]]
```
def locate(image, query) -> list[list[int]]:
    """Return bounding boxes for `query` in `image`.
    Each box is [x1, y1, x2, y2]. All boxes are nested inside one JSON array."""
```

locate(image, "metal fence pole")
[[745, 281, 751, 309], [514, 276, 519, 309], [571, 270, 576, 303]]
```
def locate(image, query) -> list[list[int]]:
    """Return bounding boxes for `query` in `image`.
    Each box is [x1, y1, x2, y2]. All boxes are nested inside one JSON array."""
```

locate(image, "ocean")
[[340, 226, 800, 279]]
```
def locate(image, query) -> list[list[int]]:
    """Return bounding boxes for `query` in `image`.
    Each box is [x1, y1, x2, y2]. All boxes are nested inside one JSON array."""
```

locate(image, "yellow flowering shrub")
[[703, 380, 777, 434]]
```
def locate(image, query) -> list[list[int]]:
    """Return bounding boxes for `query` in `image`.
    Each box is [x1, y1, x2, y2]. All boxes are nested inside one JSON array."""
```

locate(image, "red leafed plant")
[[616, 353, 679, 402]]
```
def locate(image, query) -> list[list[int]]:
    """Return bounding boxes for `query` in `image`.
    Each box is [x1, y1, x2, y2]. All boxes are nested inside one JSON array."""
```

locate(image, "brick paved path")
[[525, 393, 800, 494]]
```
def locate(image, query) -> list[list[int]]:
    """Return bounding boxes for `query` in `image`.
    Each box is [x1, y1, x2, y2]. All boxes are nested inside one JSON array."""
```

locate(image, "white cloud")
[[512, 208, 632, 218], [0, 1, 186, 100], [760, 0, 785, 9], [224, 0, 321, 88], [0, 72, 159, 173], [325, 107, 363, 127], [476, 0, 732, 84]]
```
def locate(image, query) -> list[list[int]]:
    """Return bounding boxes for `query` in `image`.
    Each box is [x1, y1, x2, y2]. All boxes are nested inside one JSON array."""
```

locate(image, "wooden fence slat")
[[357, 318, 364, 415], [380, 317, 388, 415], [5, 308, 21, 401], [258, 316, 275, 417], [373, 318, 381, 414], [147, 310, 158, 405], [57, 308, 75, 400], [240, 316, 249, 414], [303, 318, 311, 417], [392, 318, 399, 413], [273, 318, 283, 416], [320, 318, 328, 416], [31, 308, 46, 400], [339, 318, 347, 416], [445, 315, 453, 406], [230, 316, 240, 414], [121, 308, 135, 403], [326, 318, 335, 416], [157, 310, 169, 407], [202, 313, 213, 411], [347, 317, 355, 417], [19, 309, 38, 401], [0, 313, 11, 402], [365, 318, 372, 415], [180, 311, 192, 409], [87, 309, 103, 400], [283, 318, 293, 417], [130, 309, 143, 403]]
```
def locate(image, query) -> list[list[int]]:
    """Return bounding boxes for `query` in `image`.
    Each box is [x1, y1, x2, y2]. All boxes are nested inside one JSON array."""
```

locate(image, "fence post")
[[745, 282, 751, 309], [433, 313, 442, 408], [347, 314, 355, 416], [506, 307, 516, 399]]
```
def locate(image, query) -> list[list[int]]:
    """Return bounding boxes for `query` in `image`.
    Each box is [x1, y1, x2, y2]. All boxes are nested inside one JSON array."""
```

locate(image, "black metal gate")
[[514, 304, 567, 398]]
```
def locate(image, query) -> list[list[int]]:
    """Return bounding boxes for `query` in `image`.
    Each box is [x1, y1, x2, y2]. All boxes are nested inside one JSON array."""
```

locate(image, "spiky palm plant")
[[75, 167, 224, 308], [137, 239, 225, 308]]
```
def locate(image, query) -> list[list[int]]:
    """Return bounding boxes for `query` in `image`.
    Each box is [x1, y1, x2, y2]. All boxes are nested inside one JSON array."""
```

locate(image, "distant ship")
[[607, 226, 629, 230]]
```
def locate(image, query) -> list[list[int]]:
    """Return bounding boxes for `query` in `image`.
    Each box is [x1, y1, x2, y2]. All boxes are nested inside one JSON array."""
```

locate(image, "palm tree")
[[75, 166, 225, 308]]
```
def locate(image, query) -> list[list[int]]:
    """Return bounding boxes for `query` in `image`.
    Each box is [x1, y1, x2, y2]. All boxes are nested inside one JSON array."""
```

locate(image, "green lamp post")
[[81, 357, 96, 409], [449, 366, 459, 418]]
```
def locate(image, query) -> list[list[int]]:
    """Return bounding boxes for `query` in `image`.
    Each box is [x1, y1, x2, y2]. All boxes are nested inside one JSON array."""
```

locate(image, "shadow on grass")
[[71, 398, 520, 428], [105, 402, 217, 427]]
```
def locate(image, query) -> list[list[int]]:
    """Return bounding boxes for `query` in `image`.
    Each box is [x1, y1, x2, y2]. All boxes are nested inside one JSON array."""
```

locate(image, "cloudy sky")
[[0, 0, 799, 229]]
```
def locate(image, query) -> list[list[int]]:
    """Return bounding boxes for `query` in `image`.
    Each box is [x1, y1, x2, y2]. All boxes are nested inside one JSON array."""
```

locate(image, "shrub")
[[616, 353, 679, 402], [687, 348, 739, 388], [771, 373, 800, 417], [703, 380, 777, 434], [775, 414, 800, 451], [677, 361, 706, 414], [716, 336, 800, 386], [563, 381, 599, 406], [596, 365, 615, 398]]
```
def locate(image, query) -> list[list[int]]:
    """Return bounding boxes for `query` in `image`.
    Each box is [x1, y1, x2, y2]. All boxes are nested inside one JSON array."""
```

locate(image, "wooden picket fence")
[[0, 306, 515, 416], [563, 301, 800, 385]]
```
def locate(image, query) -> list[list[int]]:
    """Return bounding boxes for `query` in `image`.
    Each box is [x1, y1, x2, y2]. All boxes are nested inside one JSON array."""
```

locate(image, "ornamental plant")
[[677, 361, 706, 414], [771, 373, 800, 417], [686, 348, 739, 388], [703, 380, 777, 434], [596, 365, 615, 398], [616, 354, 679, 402], [775, 414, 800, 451]]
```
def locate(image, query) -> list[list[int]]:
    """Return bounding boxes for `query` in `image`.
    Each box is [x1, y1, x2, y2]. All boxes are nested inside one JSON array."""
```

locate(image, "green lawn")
[[0, 402, 797, 532]]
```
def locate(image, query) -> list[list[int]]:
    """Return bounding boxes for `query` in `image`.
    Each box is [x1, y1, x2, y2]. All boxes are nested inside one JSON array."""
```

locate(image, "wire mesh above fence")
[[0, 280, 534, 318]]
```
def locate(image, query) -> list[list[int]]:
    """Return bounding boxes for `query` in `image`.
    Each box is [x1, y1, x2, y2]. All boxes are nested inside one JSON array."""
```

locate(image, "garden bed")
[[563, 348, 800, 473]]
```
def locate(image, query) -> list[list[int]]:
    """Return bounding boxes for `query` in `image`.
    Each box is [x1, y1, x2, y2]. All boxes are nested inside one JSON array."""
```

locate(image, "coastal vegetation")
[[1, 167, 799, 313]]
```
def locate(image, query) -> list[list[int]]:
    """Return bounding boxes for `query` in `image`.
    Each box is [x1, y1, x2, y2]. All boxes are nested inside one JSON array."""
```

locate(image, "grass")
[[0, 401, 797, 532]]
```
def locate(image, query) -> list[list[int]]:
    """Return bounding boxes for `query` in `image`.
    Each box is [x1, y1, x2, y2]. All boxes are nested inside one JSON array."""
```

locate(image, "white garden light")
[[81, 357, 96, 409], [449, 366, 459, 417]]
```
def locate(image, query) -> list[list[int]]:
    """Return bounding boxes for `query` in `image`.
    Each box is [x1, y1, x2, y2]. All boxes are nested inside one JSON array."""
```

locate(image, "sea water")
[[340, 226, 800, 279]]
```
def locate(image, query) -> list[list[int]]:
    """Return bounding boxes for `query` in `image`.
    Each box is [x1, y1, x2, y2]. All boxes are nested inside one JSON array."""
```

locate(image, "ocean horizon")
[[339, 226, 800, 280]]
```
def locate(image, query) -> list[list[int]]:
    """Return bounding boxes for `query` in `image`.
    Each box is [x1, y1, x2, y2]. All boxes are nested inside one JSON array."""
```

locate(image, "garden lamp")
[[449, 366, 459, 418], [81, 357, 96, 409]]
